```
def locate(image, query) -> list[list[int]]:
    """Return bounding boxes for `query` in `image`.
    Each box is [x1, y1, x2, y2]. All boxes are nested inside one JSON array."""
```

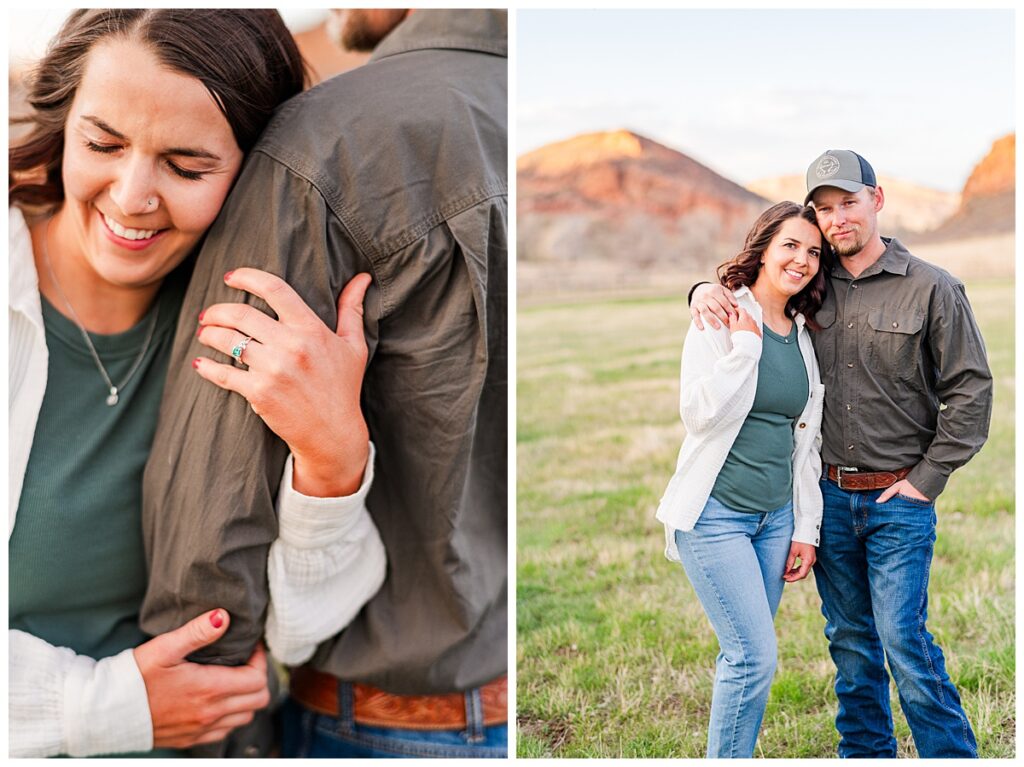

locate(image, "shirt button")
[[848, 444, 855, 451], [847, 322, 854, 328], [798, 422, 806, 429], [892, 321, 899, 328], [846, 404, 852, 410], [847, 362, 854, 368], [852, 284, 858, 289]]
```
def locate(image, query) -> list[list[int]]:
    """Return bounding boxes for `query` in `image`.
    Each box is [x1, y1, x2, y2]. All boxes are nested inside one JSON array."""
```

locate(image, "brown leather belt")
[[826, 464, 912, 491], [289, 666, 508, 730]]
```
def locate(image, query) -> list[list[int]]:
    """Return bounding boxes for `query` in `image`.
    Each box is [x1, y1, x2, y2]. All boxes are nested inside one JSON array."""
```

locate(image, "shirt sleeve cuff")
[[791, 517, 820, 546], [907, 460, 948, 500], [64, 648, 153, 757], [276, 442, 376, 548], [730, 329, 762, 359]]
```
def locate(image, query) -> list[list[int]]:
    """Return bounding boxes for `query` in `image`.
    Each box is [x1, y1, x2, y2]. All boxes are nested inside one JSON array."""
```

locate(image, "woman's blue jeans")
[[674, 496, 794, 758], [813, 477, 977, 758]]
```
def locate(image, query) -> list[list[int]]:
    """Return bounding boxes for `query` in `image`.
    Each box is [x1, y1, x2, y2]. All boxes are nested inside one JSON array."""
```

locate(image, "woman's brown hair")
[[10, 9, 308, 214], [717, 201, 832, 329]]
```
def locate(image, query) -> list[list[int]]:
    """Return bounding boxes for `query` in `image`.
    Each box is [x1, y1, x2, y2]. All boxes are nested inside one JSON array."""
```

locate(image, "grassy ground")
[[516, 281, 1014, 758]]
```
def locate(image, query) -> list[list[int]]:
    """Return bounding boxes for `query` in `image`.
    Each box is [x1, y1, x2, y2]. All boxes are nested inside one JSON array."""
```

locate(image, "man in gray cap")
[[690, 150, 992, 757]]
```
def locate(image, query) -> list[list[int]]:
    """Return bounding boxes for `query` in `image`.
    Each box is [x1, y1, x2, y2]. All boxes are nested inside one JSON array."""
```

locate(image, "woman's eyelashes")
[[83, 139, 206, 181]]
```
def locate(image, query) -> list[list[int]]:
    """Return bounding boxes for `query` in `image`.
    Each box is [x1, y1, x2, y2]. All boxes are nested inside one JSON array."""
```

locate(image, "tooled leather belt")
[[826, 464, 912, 491], [289, 666, 508, 730]]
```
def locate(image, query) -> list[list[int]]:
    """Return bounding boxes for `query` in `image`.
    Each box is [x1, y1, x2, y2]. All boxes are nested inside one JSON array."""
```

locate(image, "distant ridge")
[[925, 133, 1015, 240], [519, 129, 766, 219], [517, 130, 769, 288], [517, 130, 1013, 295]]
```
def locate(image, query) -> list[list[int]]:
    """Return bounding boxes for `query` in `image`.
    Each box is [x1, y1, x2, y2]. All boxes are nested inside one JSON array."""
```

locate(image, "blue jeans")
[[279, 684, 507, 758], [813, 476, 977, 758], [674, 496, 794, 758]]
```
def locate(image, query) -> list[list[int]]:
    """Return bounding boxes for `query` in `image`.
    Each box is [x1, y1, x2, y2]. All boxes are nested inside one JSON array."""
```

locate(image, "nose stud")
[[146, 198, 157, 209]]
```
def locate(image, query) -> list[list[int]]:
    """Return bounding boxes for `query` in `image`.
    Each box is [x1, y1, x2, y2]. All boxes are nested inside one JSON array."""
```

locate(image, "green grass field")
[[516, 281, 1014, 758]]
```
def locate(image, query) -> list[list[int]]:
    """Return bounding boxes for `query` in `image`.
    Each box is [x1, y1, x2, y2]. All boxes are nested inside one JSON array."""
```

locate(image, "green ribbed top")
[[711, 322, 808, 513]]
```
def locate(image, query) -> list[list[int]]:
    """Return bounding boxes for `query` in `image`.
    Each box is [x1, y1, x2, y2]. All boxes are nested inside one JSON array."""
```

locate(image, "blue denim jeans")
[[674, 496, 794, 758], [813, 476, 977, 758], [279, 684, 507, 758]]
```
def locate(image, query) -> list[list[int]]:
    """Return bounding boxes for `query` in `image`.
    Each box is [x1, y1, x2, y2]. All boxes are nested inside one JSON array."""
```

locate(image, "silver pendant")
[[106, 386, 119, 406]]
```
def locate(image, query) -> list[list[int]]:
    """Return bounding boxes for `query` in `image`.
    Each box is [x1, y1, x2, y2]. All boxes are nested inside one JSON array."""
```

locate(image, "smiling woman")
[[9, 9, 386, 758], [655, 201, 833, 758], [46, 39, 244, 331]]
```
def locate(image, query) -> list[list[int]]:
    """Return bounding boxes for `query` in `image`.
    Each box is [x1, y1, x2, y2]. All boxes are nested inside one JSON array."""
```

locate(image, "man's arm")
[[141, 154, 378, 665], [688, 281, 738, 330], [904, 280, 993, 499]]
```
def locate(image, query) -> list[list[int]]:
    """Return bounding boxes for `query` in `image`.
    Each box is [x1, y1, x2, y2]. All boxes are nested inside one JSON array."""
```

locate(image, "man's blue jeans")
[[813, 476, 977, 758], [674, 496, 794, 758], [279, 684, 507, 758]]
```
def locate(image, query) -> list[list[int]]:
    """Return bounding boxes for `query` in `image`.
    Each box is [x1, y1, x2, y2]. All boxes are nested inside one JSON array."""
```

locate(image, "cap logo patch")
[[815, 154, 841, 179]]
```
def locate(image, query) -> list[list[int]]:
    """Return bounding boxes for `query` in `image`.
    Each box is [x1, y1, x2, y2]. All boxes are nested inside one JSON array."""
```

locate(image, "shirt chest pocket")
[[814, 305, 837, 372], [867, 306, 924, 381]]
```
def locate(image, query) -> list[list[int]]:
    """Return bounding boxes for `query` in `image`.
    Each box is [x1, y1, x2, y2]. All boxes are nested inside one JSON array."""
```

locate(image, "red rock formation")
[[961, 134, 1015, 201], [927, 133, 1014, 240], [518, 131, 768, 275]]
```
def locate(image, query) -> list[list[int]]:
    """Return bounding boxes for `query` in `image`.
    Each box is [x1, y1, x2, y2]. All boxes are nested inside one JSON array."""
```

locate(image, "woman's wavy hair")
[[717, 201, 832, 330], [10, 9, 309, 214]]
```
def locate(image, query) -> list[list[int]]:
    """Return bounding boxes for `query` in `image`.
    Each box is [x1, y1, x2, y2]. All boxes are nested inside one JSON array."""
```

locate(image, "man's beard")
[[828, 229, 866, 258], [332, 9, 408, 52]]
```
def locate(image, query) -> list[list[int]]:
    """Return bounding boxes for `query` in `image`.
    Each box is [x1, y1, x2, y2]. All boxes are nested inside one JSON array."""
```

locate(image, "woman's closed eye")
[[84, 139, 207, 181]]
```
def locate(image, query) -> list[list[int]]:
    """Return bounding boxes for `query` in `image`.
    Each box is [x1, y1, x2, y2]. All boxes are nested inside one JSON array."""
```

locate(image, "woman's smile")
[[98, 209, 169, 249]]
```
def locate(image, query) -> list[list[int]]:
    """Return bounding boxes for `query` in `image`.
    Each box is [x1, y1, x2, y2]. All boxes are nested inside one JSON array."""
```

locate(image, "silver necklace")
[[39, 218, 159, 406]]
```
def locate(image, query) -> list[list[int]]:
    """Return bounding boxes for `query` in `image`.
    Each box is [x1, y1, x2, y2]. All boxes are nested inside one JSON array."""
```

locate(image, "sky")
[[518, 9, 1015, 192]]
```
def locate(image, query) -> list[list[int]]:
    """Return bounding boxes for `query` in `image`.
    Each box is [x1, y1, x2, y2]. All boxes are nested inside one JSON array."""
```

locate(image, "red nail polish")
[[192, 358, 201, 369], [210, 610, 223, 629], [224, 270, 234, 281], [196, 325, 202, 338], [198, 309, 205, 322]]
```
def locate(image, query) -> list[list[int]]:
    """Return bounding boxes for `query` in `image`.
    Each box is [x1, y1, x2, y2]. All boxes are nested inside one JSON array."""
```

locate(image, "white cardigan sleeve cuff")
[[9, 630, 152, 758], [266, 442, 387, 666]]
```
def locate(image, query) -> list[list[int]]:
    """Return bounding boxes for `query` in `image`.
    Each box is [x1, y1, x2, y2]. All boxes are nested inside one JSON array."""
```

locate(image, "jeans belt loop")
[[464, 688, 486, 743], [338, 679, 356, 731]]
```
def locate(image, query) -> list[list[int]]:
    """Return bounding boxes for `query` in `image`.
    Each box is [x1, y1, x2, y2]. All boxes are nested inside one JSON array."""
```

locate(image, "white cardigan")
[[655, 286, 824, 561], [8, 207, 387, 757]]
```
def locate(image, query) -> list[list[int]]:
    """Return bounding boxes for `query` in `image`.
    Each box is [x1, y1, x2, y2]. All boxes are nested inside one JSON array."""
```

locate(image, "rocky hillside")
[[925, 133, 1014, 240], [518, 130, 768, 277]]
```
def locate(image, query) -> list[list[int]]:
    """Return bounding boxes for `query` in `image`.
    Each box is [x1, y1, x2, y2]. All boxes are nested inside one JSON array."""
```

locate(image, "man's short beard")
[[831, 239, 864, 258], [334, 10, 408, 52], [827, 230, 867, 258]]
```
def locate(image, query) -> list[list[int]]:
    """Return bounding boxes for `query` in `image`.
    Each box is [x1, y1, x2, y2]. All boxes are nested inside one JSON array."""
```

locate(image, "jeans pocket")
[[895, 492, 933, 507]]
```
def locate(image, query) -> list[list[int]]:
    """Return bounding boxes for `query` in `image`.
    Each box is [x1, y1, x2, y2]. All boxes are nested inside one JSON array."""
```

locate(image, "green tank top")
[[10, 271, 186, 757], [711, 321, 808, 513]]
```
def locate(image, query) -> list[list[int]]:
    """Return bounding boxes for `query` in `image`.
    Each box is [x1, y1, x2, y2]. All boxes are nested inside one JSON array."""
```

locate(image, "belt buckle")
[[836, 466, 860, 490]]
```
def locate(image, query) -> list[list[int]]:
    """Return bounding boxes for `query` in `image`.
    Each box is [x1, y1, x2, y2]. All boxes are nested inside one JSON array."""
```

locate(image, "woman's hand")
[[194, 269, 372, 497], [133, 610, 271, 748], [728, 306, 762, 338], [783, 542, 816, 582]]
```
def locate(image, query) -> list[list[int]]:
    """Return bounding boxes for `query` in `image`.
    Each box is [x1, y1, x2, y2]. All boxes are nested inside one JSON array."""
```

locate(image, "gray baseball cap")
[[805, 150, 877, 204]]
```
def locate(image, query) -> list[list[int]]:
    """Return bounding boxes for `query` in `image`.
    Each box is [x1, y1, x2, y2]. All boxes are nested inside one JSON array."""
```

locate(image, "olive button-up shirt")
[[140, 9, 507, 693], [813, 237, 992, 499]]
